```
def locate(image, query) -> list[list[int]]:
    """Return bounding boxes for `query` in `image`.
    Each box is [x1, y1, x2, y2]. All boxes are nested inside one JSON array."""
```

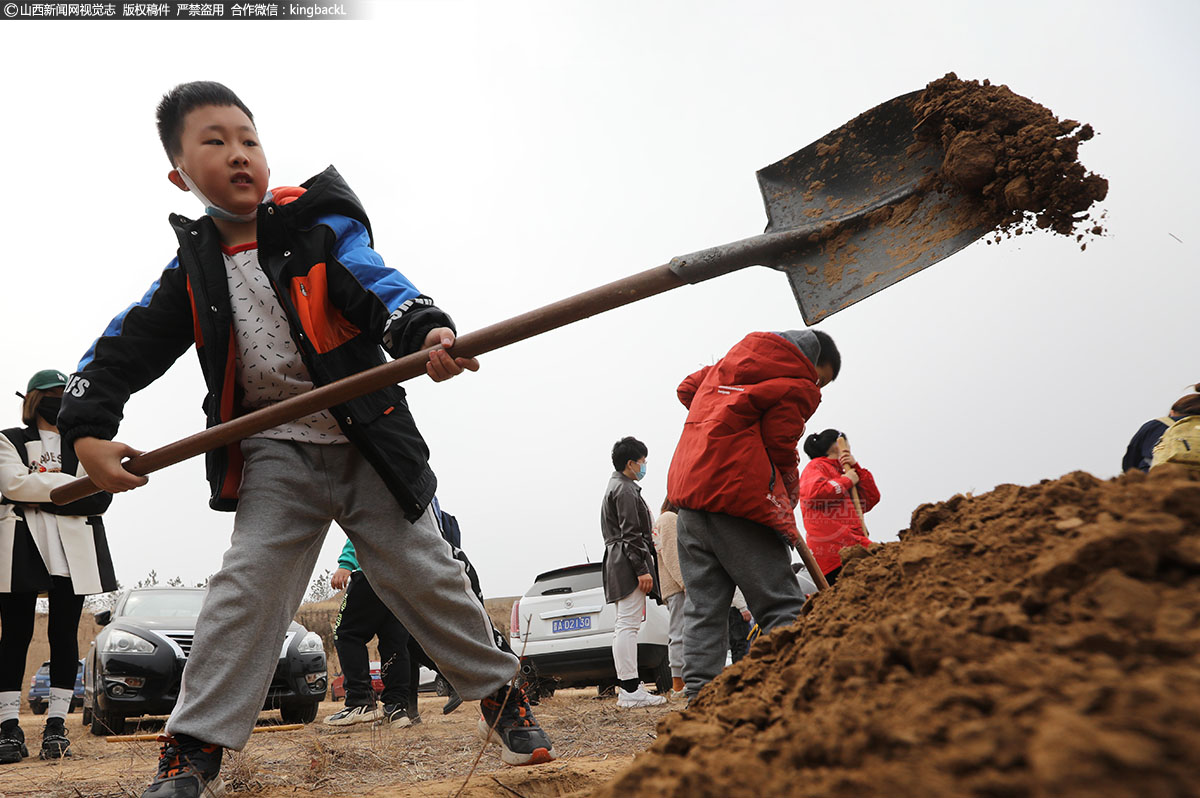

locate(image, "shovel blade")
[[757, 91, 991, 325]]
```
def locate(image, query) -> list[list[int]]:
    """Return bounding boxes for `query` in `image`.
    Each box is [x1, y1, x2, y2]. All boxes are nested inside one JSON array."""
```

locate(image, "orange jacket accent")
[[290, 263, 362, 354], [271, 186, 306, 206], [185, 278, 204, 347]]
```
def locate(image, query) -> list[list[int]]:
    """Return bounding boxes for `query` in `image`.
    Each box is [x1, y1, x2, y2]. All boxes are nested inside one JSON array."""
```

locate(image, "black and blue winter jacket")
[[58, 167, 450, 520]]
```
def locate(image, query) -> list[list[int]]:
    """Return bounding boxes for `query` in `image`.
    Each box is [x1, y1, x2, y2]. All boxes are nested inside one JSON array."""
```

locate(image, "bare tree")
[[306, 569, 334, 604]]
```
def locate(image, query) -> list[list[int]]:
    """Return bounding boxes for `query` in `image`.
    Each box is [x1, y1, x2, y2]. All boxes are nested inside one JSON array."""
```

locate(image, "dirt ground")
[[594, 466, 1200, 798], [8, 469, 1196, 798], [0, 689, 672, 797]]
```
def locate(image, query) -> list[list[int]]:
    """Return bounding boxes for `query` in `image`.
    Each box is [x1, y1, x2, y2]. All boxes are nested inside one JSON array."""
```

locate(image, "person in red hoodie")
[[666, 329, 840, 699], [799, 429, 881, 585]]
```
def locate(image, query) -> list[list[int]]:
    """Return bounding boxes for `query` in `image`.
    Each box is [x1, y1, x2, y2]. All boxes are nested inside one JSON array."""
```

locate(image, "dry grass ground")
[[0, 688, 673, 797]]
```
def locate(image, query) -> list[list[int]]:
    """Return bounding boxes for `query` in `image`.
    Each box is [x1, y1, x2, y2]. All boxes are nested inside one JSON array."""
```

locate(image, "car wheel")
[[90, 706, 125, 737], [434, 675, 451, 697], [279, 702, 319, 725], [30, 702, 47, 715], [597, 681, 617, 697], [81, 705, 92, 725]]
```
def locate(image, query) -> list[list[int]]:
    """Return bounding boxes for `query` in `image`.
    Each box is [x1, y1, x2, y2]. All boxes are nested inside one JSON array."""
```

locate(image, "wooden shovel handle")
[[53, 264, 685, 505], [836, 437, 869, 537], [106, 723, 303, 743], [793, 534, 830, 591]]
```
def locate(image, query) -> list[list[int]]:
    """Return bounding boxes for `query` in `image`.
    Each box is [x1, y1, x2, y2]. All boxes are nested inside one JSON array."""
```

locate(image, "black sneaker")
[[40, 716, 71, 759], [0, 719, 28, 764], [378, 703, 414, 728], [141, 734, 225, 797], [478, 684, 556, 766]]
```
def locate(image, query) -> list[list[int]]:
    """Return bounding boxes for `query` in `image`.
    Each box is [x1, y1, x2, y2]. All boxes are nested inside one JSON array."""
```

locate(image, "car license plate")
[[551, 615, 591, 634]]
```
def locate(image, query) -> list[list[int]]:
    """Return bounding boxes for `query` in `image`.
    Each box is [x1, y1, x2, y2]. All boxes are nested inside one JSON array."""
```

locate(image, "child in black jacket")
[[59, 82, 554, 798]]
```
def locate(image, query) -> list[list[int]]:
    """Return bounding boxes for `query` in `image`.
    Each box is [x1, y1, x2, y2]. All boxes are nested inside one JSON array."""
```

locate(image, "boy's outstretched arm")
[[59, 259, 195, 493], [319, 215, 465, 364], [315, 215, 481, 381]]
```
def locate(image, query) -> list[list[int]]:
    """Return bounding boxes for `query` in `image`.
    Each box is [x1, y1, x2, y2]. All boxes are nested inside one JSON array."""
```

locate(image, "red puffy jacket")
[[799, 457, 880, 574], [666, 332, 822, 544]]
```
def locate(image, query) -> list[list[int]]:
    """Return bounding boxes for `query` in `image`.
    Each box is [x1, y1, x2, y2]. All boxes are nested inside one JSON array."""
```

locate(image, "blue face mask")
[[636, 463, 647, 481]]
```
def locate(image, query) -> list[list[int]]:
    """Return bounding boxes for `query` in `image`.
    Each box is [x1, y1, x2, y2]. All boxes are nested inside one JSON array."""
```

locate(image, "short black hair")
[[803, 428, 844, 460], [611, 436, 648, 471], [156, 81, 255, 166], [812, 330, 841, 380]]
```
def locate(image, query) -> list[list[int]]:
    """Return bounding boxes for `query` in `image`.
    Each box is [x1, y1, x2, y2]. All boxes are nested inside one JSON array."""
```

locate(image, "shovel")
[[51, 88, 989, 507], [836, 436, 870, 536]]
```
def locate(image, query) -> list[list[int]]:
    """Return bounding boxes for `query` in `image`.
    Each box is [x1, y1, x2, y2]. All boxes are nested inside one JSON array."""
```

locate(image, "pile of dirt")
[[912, 73, 1108, 243], [592, 465, 1200, 798]]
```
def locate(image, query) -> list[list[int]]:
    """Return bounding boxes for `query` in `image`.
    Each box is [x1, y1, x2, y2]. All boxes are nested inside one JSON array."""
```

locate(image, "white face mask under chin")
[[175, 167, 271, 223]]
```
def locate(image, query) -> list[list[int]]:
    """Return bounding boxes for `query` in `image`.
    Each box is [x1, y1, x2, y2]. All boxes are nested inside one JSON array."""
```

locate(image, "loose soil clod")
[[590, 466, 1200, 798], [912, 73, 1109, 243]]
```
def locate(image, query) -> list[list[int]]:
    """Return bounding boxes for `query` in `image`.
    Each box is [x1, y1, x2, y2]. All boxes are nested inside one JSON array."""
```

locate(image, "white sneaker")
[[323, 704, 380, 726], [616, 685, 667, 708]]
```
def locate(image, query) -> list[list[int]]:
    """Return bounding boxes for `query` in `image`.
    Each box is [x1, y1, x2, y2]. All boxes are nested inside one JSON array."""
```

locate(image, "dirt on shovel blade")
[[589, 466, 1200, 798], [912, 72, 1109, 247]]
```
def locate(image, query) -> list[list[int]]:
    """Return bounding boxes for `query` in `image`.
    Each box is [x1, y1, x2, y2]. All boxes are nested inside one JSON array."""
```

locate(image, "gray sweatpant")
[[676, 509, 806, 698], [665, 591, 685, 679], [167, 439, 518, 749]]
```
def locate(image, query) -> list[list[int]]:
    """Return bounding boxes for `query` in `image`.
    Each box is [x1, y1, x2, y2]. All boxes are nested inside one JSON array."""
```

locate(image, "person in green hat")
[[0, 370, 116, 763]]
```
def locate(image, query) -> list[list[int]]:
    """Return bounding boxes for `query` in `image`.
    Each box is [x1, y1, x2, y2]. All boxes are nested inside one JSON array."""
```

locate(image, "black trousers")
[[728, 606, 751, 663], [0, 576, 84, 692], [333, 570, 411, 707]]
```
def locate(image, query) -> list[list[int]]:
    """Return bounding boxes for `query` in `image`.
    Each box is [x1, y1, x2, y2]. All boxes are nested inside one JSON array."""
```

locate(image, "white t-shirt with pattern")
[[26, 430, 70, 577], [223, 244, 349, 444]]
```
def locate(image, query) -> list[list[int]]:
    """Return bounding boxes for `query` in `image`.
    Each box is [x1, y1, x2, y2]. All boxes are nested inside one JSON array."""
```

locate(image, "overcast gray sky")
[[1, 1, 1196, 599]]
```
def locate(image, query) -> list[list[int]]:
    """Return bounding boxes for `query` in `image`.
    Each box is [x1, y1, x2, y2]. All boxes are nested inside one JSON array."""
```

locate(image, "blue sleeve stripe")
[[77, 258, 182, 371], [317, 214, 421, 313]]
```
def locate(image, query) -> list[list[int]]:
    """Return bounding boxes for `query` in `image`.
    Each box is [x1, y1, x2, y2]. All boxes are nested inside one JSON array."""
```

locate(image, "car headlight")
[[296, 632, 324, 654], [101, 630, 156, 654]]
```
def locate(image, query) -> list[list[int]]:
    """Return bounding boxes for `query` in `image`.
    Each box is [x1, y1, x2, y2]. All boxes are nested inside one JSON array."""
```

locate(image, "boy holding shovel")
[[666, 329, 839, 699], [58, 81, 555, 798]]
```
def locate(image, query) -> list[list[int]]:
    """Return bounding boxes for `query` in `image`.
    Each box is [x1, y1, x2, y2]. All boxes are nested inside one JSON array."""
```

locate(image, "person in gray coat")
[[600, 436, 665, 708]]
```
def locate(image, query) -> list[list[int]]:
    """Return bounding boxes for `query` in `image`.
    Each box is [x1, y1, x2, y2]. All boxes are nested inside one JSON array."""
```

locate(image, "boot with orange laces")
[[477, 684, 557, 766], [141, 733, 225, 797]]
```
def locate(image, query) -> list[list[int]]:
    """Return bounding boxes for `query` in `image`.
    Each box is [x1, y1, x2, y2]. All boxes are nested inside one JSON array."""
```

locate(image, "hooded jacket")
[[666, 332, 823, 544], [798, 456, 880, 575], [58, 167, 450, 520]]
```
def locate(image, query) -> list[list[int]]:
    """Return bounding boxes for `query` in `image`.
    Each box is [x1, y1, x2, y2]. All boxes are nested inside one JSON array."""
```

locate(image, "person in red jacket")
[[666, 329, 840, 699], [799, 429, 881, 585]]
